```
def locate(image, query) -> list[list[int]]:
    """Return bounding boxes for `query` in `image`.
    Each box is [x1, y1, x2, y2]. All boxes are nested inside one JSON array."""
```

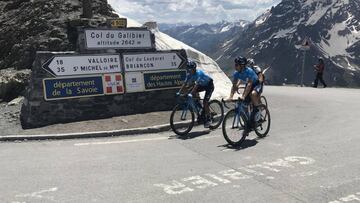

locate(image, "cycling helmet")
[[247, 58, 255, 66], [234, 56, 247, 65], [186, 60, 197, 70]]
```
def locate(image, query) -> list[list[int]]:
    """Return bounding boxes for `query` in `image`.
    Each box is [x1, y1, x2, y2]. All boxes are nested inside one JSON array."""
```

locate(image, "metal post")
[[301, 49, 306, 87], [82, 0, 93, 18]]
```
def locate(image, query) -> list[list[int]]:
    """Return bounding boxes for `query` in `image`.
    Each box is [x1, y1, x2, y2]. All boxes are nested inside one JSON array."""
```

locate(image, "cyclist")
[[247, 58, 264, 95], [226, 56, 262, 133], [178, 60, 214, 128]]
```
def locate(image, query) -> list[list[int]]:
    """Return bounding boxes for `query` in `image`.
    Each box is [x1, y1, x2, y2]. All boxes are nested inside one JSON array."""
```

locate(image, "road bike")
[[170, 94, 224, 136], [222, 97, 271, 146]]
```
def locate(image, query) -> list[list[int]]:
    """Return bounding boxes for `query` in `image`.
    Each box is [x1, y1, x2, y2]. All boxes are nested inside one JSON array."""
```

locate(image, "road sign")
[[84, 29, 153, 49], [107, 18, 127, 28], [125, 72, 145, 93], [42, 54, 121, 77], [43, 76, 104, 101], [123, 52, 186, 72], [103, 73, 125, 95], [144, 70, 186, 90]]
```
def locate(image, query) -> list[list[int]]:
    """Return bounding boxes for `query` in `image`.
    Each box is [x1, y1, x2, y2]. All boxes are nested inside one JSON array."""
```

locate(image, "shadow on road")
[[168, 130, 211, 140], [218, 138, 258, 151]]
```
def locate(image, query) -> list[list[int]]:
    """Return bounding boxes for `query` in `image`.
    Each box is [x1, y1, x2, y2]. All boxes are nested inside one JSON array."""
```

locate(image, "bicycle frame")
[[179, 96, 202, 120], [232, 100, 252, 128]]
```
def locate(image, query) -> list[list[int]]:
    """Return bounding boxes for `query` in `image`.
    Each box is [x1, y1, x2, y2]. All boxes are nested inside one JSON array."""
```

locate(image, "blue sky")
[[108, 0, 282, 24]]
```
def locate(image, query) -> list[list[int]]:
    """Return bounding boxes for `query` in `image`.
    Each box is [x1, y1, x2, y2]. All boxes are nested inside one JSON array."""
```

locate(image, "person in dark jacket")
[[313, 58, 327, 88]]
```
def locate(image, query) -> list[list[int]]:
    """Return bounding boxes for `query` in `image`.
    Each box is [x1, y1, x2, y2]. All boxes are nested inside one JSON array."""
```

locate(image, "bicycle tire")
[[222, 109, 248, 146], [254, 104, 271, 138], [170, 104, 195, 136], [260, 95, 268, 107], [208, 100, 224, 129]]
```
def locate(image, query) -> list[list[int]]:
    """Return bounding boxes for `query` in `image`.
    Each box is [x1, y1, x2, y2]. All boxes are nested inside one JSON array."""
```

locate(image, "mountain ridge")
[[215, 0, 360, 86]]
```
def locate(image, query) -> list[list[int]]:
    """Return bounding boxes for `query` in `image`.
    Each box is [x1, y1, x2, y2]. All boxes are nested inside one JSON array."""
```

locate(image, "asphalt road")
[[1, 86, 359, 203]]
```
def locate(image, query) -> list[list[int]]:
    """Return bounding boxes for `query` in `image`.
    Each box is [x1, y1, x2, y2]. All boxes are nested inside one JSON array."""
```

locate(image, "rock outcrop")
[[0, 68, 30, 102], [0, 0, 117, 70]]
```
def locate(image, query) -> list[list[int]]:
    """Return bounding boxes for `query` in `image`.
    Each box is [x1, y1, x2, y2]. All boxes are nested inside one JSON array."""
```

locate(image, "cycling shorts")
[[196, 80, 214, 102]]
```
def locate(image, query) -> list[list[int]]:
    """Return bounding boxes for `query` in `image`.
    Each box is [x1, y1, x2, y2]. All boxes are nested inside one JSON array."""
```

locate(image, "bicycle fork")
[[181, 103, 193, 121]]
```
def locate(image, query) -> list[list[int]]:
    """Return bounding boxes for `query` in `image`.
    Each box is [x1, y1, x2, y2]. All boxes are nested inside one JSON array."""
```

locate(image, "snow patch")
[[220, 25, 231, 33], [305, 2, 333, 26], [272, 27, 297, 39], [255, 9, 271, 27], [319, 22, 360, 57]]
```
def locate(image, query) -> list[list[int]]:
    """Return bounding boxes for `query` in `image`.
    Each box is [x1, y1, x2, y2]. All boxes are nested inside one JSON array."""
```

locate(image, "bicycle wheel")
[[208, 100, 224, 129], [170, 104, 195, 136], [222, 109, 248, 146], [260, 96, 268, 107], [254, 104, 271, 138]]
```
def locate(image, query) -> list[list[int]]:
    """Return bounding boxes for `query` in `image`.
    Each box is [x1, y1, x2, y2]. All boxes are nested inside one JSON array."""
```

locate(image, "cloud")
[[108, 0, 281, 24]]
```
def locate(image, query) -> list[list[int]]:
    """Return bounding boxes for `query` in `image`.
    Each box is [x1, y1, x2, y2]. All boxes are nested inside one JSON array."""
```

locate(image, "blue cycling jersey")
[[233, 67, 258, 84], [185, 70, 212, 86]]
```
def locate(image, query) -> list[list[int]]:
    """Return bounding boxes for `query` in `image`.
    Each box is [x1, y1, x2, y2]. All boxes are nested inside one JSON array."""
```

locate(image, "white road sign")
[[125, 72, 145, 93], [84, 29, 153, 49], [123, 52, 186, 72], [42, 54, 122, 76]]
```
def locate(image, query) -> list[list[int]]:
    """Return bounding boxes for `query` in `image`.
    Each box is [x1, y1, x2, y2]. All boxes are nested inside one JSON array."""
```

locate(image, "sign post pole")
[[300, 39, 310, 87], [301, 50, 306, 87]]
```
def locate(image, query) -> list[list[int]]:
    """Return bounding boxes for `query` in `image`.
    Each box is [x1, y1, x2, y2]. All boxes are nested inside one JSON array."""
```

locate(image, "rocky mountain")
[[215, 0, 360, 87], [159, 20, 249, 58], [0, 0, 117, 71]]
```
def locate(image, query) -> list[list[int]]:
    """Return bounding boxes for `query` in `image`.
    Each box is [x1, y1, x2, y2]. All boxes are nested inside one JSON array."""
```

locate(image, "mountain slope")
[[215, 0, 360, 87], [159, 20, 249, 59]]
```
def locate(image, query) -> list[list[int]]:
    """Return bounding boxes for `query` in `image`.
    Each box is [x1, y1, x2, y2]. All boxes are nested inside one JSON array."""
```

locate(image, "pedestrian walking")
[[313, 58, 327, 88]]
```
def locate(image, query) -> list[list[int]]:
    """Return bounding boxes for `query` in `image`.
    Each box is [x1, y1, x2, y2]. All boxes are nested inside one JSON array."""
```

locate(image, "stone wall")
[[20, 28, 188, 128]]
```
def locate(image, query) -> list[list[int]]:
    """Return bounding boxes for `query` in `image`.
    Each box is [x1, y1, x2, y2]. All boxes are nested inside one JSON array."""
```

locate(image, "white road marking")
[[264, 158, 295, 168], [74, 137, 168, 146], [15, 187, 58, 201], [155, 156, 316, 195], [284, 156, 315, 165], [75, 134, 218, 146], [290, 171, 319, 177], [154, 181, 194, 195], [183, 176, 218, 189], [205, 174, 231, 184], [247, 164, 280, 172], [328, 192, 360, 203], [340, 194, 360, 202], [219, 169, 252, 180], [238, 167, 265, 176]]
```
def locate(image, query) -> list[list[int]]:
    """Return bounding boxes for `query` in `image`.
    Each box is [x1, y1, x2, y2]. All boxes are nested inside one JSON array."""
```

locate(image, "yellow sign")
[[108, 18, 127, 28]]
